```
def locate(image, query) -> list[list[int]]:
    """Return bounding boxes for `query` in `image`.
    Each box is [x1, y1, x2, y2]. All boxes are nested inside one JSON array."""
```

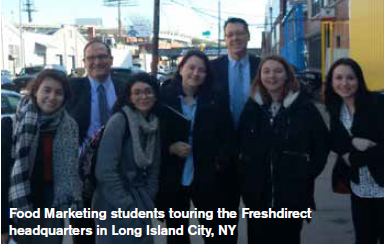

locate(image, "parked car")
[[69, 68, 86, 78], [1, 90, 21, 119], [8, 65, 67, 93], [295, 69, 322, 101], [110, 66, 145, 83], [157, 71, 174, 85], [1, 70, 14, 85]]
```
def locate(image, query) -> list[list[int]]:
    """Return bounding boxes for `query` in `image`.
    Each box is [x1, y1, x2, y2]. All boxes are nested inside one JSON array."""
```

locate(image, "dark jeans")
[[246, 217, 303, 244], [163, 186, 230, 244], [164, 187, 192, 244], [215, 165, 240, 244], [351, 193, 384, 244], [17, 185, 63, 244], [242, 193, 304, 244], [268, 218, 303, 244], [70, 200, 95, 244]]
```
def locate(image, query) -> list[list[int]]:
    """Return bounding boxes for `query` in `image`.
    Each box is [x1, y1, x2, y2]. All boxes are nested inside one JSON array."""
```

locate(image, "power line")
[[167, 0, 266, 28], [103, 0, 138, 40]]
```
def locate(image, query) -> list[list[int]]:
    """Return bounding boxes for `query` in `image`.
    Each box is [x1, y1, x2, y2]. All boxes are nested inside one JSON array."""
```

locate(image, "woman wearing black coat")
[[325, 58, 384, 244], [157, 50, 234, 244], [237, 55, 329, 244]]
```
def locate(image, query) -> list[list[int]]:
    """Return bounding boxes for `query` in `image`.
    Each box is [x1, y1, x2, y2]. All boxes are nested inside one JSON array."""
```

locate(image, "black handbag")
[[331, 157, 351, 194]]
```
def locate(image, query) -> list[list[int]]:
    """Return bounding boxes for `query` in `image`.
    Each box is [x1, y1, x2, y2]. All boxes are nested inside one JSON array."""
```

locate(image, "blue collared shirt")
[[179, 96, 197, 186], [86, 75, 117, 139], [228, 54, 251, 124]]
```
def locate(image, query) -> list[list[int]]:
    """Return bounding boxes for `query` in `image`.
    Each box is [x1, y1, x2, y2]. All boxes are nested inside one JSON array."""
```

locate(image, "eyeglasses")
[[225, 31, 248, 39], [84, 54, 110, 62], [132, 89, 155, 98]]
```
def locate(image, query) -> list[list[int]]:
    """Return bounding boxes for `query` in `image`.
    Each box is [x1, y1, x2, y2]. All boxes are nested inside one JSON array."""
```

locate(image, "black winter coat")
[[157, 80, 235, 196], [237, 92, 330, 210], [329, 92, 384, 186], [66, 76, 125, 143], [1, 117, 12, 233]]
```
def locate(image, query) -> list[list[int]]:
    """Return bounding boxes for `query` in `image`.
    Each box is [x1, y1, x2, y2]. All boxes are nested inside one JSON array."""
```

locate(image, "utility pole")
[[217, 0, 221, 56], [118, 0, 122, 38], [23, 0, 36, 23], [19, 0, 25, 68], [151, 0, 160, 76], [104, 0, 138, 42]]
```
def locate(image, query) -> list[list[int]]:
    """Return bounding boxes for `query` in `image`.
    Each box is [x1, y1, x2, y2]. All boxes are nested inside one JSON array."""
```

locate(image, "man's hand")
[[169, 142, 191, 158], [352, 138, 377, 152]]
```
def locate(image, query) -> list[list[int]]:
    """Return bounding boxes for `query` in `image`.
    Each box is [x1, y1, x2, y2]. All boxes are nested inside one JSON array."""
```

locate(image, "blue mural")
[[281, 3, 306, 71]]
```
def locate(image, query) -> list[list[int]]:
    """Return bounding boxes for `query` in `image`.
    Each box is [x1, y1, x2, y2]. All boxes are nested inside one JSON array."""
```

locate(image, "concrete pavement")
[[302, 152, 354, 244]]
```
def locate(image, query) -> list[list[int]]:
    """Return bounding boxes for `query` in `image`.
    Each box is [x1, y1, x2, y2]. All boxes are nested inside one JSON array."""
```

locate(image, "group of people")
[[1, 17, 383, 244]]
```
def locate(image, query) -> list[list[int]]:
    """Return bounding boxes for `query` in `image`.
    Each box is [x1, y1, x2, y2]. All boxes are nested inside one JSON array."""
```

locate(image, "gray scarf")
[[50, 112, 82, 209], [123, 106, 159, 169]]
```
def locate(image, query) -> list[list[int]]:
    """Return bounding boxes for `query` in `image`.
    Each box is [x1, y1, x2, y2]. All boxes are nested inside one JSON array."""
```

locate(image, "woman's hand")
[[169, 142, 192, 158], [352, 137, 377, 152], [342, 153, 351, 166]]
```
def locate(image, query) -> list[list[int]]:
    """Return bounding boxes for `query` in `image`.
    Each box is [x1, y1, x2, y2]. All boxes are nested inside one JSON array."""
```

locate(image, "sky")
[[1, 0, 267, 47]]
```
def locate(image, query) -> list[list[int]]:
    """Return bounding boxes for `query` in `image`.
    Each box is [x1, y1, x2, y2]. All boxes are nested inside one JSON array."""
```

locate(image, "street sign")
[[202, 31, 211, 37]]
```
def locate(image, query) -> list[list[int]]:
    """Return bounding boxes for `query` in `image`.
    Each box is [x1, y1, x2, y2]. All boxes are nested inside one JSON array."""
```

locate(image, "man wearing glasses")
[[67, 39, 124, 244], [210, 17, 260, 244]]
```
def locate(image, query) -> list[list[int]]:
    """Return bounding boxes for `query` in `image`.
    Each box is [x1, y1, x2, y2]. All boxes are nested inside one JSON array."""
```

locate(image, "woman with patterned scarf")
[[8, 69, 82, 244], [92, 72, 160, 244]]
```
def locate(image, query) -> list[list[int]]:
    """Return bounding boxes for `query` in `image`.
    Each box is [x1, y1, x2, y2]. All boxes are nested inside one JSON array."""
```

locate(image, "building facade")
[[263, 0, 350, 76], [350, 0, 384, 90], [1, 20, 87, 74], [1, 17, 22, 73]]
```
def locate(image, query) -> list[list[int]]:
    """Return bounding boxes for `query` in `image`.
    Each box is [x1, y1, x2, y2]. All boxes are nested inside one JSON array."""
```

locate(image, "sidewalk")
[[302, 152, 354, 244], [154, 153, 354, 244]]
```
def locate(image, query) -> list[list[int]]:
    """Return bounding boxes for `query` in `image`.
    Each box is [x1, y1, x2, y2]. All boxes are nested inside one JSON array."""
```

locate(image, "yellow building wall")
[[350, 0, 384, 91]]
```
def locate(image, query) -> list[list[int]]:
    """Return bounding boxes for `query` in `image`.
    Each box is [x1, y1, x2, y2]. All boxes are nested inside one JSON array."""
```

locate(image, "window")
[[8, 95, 21, 112], [336, 35, 341, 48], [1, 96, 11, 114], [1, 94, 21, 115], [312, 0, 324, 17]]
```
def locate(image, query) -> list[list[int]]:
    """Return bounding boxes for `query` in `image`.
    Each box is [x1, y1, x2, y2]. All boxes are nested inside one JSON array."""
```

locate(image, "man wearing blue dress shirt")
[[66, 39, 124, 244], [211, 17, 261, 244]]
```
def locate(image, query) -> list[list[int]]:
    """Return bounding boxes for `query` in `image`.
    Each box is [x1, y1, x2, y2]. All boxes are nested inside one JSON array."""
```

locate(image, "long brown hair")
[[250, 55, 299, 104], [324, 58, 370, 112]]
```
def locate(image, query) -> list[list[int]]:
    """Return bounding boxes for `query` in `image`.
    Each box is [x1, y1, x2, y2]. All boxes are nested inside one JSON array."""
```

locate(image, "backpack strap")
[[83, 110, 130, 203], [90, 111, 130, 174], [120, 110, 130, 140]]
